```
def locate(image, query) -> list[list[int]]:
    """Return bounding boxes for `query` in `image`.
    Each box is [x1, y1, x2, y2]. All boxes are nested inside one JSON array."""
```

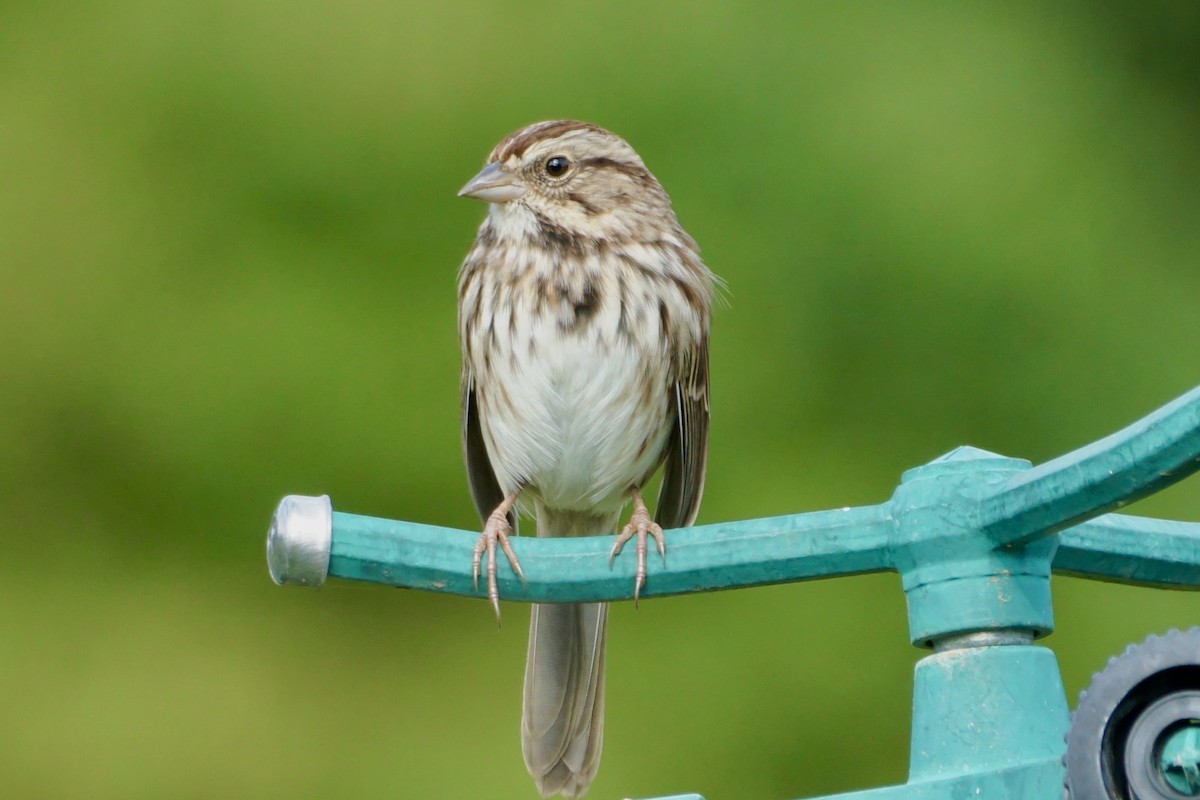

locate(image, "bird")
[[456, 119, 716, 798]]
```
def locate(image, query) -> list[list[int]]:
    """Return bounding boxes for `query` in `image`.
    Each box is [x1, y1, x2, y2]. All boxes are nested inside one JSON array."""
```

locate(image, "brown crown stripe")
[[490, 120, 605, 162]]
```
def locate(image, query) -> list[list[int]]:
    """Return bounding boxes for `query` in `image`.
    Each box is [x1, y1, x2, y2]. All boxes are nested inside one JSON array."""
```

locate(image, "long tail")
[[523, 507, 619, 798]]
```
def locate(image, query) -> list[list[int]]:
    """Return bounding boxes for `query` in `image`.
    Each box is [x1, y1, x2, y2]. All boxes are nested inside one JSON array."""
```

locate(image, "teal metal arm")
[[317, 504, 896, 603], [268, 501, 1200, 602], [271, 502, 1200, 601], [266, 383, 1200, 800], [979, 385, 1200, 546], [1056, 515, 1200, 589]]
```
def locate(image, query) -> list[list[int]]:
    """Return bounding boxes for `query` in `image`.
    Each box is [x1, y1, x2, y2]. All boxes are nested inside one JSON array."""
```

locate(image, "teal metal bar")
[[270, 496, 1200, 603], [320, 504, 894, 603], [1055, 515, 1200, 588], [979, 384, 1200, 546], [266, 383, 1200, 800]]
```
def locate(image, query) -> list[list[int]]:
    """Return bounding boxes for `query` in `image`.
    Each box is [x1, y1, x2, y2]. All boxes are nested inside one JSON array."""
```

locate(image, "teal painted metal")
[[268, 383, 1200, 800], [323, 504, 895, 604], [908, 645, 1067, 781]]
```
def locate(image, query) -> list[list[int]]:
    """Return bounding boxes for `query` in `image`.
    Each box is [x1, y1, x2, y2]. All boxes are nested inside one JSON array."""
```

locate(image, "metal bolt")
[[1159, 721, 1200, 796]]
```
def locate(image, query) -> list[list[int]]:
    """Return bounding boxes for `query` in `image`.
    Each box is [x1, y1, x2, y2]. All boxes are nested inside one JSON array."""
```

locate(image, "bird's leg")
[[472, 493, 525, 623], [608, 488, 665, 605]]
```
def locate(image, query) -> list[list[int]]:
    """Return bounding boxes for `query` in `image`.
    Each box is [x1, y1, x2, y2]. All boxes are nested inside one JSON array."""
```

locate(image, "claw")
[[650, 526, 665, 559], [472, 497, 523, 625]]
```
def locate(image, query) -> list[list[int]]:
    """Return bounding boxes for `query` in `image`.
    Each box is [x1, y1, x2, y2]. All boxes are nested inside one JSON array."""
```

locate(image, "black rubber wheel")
[[1065, 628, 1200, 799]]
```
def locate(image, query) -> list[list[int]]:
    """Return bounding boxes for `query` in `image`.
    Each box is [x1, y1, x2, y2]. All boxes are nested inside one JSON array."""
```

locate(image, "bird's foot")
[[608, 493, 664, 605], [472, 505, 525, 624]]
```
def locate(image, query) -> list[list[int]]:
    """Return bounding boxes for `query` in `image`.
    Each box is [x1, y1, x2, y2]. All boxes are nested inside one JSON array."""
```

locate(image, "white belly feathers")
[[472, 274, 673, 514]]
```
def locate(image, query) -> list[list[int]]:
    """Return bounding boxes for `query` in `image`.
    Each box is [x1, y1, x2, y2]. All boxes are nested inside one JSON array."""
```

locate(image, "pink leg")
[[608, 488, 665, 604], [471, 493, 525, 623]]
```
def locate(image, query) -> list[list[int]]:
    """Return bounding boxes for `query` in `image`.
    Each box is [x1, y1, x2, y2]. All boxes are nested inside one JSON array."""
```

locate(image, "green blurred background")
[[3, 1, 1198, 798]]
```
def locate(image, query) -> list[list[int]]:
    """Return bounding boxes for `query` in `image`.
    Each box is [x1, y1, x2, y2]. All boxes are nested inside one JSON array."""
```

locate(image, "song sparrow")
[[457, 120, 717, 798]]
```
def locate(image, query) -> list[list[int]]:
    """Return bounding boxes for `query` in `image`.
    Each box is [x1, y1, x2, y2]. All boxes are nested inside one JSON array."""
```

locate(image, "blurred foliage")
[[2, 1, 1198, 798]]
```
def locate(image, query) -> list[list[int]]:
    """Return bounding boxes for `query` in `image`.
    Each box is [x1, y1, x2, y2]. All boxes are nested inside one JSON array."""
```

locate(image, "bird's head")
[[458, 120, 675, 240]]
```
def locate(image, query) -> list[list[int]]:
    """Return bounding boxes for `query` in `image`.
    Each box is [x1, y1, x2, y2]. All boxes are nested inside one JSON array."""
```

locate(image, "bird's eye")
[[544, 156, 570, 177]]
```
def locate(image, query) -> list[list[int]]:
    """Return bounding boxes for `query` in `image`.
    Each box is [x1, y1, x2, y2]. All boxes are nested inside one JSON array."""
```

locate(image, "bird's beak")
[[458, 162, 526, 203]]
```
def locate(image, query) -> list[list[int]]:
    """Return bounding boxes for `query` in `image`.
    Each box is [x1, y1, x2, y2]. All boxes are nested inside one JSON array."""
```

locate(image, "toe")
[[471, 538, 486, 590], [649, 527, 666, 559], [497, 532, 526, 584], [609, 529, 633, 565]]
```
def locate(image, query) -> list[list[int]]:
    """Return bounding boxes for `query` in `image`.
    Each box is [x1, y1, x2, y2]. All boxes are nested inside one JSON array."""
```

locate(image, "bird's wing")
[[655, 337, 709, 529], [462, 372, 517, 530]]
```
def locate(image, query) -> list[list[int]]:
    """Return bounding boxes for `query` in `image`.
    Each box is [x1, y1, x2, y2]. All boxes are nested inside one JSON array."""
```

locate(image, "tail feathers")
[[522, 508, 616, 798], [523, 602, 607, 797]]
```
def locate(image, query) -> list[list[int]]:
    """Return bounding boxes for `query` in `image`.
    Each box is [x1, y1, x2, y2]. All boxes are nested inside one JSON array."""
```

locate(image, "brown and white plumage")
[[456, 120, 716, 798]]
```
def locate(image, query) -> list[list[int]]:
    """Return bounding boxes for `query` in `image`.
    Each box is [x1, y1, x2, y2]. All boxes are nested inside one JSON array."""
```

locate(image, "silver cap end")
[[267, 494, 332, 587]]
